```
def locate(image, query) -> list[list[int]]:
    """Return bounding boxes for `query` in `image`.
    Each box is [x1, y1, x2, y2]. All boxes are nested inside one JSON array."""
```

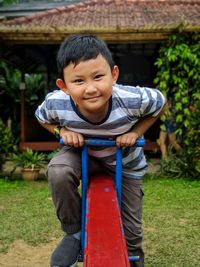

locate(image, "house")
[[0, 0, 199, 151]]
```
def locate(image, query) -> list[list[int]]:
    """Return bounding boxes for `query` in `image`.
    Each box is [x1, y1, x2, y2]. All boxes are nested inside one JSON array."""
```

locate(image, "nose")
[[85, 83, 98, 94]]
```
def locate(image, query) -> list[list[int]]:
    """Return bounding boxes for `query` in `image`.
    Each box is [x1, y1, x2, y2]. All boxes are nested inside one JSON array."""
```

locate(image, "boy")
[[35, 34, 165, 267]]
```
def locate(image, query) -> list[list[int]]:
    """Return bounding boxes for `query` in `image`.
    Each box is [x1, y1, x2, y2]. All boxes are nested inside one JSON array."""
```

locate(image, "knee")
[[159, 138, 166, 146], [169, 140, 175, 146], [47, 165, 80, 188], [125, 225, 143, 252], [169, 138, 178, 147]]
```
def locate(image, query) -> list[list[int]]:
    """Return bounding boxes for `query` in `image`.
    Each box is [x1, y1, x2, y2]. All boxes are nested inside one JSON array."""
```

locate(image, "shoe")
[[50, 235, 80, 267], [130, 256, 144, 267]]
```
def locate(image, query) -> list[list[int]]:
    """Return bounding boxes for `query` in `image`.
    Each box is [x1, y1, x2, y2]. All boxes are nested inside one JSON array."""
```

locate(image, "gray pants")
[[47, 146, 144, 266]]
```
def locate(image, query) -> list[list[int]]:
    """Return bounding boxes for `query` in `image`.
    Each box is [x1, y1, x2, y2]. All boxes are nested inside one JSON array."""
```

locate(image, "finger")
[[120, 136, 134, 147], [118, 137, 127, 147], [72, 134, 80, 148], [125, 136, 134, 147], [66, 134, 73, 146], [116, 136, 122, 147], [62, 135, 70, 145], [78, 134, 84, 147], [130, 137, 136, 146]]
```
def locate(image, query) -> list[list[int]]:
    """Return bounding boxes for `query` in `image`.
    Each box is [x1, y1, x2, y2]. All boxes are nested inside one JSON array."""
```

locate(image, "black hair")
[[57, 34, 115, 80]]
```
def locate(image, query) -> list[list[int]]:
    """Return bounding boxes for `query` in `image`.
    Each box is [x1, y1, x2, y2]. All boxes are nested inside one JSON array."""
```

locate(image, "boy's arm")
[[39, 122, 84, 147], [116, 110, 163, 147]]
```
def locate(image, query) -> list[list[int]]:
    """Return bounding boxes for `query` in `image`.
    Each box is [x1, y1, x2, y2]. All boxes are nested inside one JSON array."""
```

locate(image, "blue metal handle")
[[60, 137, 145, 147], [85, 138, 145, 147]]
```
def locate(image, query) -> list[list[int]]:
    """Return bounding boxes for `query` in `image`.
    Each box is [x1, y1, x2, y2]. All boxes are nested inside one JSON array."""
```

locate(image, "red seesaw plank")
[[84, 175, 130, 267]]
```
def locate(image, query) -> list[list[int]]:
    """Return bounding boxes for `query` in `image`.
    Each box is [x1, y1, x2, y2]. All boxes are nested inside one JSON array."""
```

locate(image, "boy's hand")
[[116, 132, 139, 147], [60, 128, 84, 147]]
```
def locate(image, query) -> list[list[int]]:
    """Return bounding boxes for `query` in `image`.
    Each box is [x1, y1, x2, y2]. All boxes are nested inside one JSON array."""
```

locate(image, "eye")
[[94, 74, 104, 80], [73, 79, 84, 84]]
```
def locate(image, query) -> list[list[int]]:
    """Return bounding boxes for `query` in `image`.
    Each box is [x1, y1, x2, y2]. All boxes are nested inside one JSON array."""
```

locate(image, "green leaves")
[[9, 148, 46, 170], [0, 61, 46, 130], [0, 0, 17, 7], [154, 31, 200, 178], [0, 119, 16, 170]]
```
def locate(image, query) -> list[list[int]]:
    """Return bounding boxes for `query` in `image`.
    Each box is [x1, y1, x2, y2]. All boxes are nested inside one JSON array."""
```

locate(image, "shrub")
[[159, 147, 200, 179], [154, 30, 200, 178], [0, 119, 16, 171]]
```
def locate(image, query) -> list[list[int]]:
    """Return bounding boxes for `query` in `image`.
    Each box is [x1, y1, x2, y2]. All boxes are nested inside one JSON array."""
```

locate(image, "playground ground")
[[0, 159, 199, 267]]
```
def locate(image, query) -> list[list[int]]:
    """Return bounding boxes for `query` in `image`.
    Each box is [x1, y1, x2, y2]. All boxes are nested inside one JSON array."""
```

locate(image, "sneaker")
[[50, 235, 80, 267]]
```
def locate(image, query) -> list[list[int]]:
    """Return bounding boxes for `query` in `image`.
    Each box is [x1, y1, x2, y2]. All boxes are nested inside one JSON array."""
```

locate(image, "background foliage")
[[0, 119, 16, 170], [9, 148, 46, 170], [0, 61, 46, 135], [154, 31, 200, 178], [0, 0, 16, 6]]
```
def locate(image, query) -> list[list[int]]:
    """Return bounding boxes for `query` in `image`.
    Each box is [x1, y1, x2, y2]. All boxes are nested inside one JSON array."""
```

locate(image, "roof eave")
[[0, 26, 199, 43]]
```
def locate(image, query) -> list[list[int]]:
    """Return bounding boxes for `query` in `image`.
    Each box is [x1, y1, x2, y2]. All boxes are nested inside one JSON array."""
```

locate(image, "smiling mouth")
[[84, 96, 101, 100]]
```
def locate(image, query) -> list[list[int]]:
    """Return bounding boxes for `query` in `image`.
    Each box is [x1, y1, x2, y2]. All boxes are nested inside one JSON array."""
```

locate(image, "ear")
[[111, 65, 119, 85], [56, 79, 68, 94]]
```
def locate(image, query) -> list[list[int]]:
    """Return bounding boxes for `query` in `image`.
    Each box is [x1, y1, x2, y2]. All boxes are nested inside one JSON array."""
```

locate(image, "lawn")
[[143, 176, 200, 267], [0, 175, 199, 267]]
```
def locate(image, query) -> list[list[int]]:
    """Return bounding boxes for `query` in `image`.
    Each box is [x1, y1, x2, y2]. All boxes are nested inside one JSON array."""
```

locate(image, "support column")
[[20, 75, 26, 148]]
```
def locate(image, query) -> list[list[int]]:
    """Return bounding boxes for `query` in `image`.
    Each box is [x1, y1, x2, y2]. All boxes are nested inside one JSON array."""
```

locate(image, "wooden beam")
[[144, 140, 160, 151], [0, 31, 170, 43], [1, 26, 199, 44], [20, 80, 26, 143], [19, 141, 61, 151]]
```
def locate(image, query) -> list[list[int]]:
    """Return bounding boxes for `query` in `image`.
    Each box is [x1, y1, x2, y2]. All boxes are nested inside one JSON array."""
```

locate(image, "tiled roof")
[[0, 0, 87, 19], [0, 0, 200, 42]]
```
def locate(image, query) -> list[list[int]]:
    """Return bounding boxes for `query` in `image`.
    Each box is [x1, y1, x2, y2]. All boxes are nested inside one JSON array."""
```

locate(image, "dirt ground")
[[0, 239, 83, 267]]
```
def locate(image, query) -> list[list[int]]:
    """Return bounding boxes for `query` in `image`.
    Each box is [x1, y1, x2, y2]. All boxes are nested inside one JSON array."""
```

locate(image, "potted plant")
[[9, 148, 46, 180]]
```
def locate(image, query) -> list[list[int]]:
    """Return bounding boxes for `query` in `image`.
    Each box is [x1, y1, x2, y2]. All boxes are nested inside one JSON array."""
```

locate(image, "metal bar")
[[85, 138, 145, 147], [60, 138, 145, 147], [116, 147, 122, 206], [85, 139, 115, 147], [81, 144, 88, 253]]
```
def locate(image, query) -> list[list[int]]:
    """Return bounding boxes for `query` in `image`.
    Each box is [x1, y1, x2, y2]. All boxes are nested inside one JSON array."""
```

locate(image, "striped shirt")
[[35, 84, 165, 179]]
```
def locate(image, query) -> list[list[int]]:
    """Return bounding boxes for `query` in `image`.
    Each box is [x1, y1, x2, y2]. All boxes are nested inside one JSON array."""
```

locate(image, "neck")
[[78, 105, 109, 123], [86, 110, 108, 123]]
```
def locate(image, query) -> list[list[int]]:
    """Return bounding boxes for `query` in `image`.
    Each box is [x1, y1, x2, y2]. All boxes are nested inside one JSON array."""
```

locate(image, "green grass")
[[0, 175, 200, 266], [0, 177, 62, 253], [143, 175, 200, 267]]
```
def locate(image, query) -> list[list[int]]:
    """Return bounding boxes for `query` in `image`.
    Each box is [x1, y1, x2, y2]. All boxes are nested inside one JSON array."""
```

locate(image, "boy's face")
[[56, 55, 119, 120]]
